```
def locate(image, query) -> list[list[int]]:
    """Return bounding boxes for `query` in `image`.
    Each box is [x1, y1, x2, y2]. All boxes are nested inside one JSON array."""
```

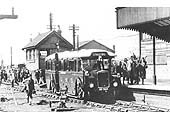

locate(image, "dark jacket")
[[27, 78, 35, 92]]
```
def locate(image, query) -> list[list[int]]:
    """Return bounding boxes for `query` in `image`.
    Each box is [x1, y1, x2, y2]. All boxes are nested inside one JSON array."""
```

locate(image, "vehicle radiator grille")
[[97, 71, 109, 87]]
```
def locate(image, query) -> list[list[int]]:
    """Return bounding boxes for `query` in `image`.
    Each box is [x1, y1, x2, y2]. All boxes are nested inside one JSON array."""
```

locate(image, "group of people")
[[113, 55, 147, 85], [34, 69, 45, 85], [0, 67, 36, 105], [0, 66, 48, 105], [0, 68, 30, 85]]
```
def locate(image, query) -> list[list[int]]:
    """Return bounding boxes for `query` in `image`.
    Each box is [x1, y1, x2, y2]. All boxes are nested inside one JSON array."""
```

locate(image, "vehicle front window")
[[81, 59, 90, 70], [103, 59, 109, 69]]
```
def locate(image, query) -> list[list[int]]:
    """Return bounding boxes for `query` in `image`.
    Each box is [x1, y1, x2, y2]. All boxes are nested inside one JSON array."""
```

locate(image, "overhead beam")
[[0, 15, 18, 20], [0, 7, 18, 20]]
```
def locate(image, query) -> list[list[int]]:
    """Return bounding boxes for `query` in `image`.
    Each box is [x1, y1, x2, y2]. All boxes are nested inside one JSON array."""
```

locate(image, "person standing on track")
[[39, 69, 45, 85], [24, 74, 35, 105], [35, 69, 40, 84], [10, 70, 15, 87]]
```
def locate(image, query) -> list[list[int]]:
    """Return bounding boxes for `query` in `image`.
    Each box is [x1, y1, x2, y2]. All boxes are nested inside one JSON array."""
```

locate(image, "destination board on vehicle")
[[91, 52, 109, 57]]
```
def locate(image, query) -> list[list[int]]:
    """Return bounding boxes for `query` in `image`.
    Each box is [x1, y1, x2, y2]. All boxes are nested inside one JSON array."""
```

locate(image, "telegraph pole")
[[47, 13, 55, 31], [0, 7, 18, 68], [69, 24, 79, 50], [77, 35, 79, 50], [11, 46, 12, 68]]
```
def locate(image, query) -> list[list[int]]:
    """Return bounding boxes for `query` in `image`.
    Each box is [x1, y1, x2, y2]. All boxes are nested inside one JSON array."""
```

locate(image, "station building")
[[22, 30, 73, 71], [141, 34, 170, 80], [116, 7, 170, 83]]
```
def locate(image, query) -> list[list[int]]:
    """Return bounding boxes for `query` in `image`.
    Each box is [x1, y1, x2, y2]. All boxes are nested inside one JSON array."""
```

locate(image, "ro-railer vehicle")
[[45, 49, 121, 103]]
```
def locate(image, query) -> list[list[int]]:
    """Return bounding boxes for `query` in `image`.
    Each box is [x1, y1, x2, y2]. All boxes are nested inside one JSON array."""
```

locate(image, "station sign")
[[40, 51, 47, 58]]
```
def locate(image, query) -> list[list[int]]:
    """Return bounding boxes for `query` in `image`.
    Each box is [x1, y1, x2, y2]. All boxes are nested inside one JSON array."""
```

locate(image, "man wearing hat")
[[122, 58, 128, 85], [25, 74, 35, 105]]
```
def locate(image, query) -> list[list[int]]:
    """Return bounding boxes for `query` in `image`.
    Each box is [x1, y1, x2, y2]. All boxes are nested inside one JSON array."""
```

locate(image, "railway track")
[[2, 82, 170, 112]]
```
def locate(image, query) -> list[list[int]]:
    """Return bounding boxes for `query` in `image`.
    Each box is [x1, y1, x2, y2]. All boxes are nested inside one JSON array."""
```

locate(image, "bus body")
[[45, 49, 121, 101]]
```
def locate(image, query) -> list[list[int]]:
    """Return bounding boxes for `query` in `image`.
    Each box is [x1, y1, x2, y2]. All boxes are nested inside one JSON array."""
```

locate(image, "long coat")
[[26, 78, 35, 93]]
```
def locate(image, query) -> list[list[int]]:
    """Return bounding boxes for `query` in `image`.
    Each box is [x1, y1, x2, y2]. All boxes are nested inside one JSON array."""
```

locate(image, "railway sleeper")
[[131, 104, 143, 109], [69, 98, 74, 103], [111, 107, 122, 112], [85, 101, 91, 106], [148, 106, 159, 112], [104, 105, 114, 110], [157, 108, 169, 112]]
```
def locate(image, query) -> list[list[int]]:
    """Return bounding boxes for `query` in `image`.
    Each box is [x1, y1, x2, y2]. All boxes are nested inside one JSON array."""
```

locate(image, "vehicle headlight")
[[85, 71, 89, 76], [113, 81, 118, 87], [89, 83, 94, 88]]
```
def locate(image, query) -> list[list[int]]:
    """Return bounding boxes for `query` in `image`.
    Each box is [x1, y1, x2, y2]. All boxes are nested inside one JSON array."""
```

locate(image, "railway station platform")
[[126, 79, 170, 109], [128, 84, 170, 96], [128, 83, 170, 92], [126, 78, 170, 93], [127, 79, 170, 96]]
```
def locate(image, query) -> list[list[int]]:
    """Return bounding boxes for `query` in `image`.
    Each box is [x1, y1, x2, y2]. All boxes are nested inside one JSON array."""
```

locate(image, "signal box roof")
[[22, 30, 73, 50]]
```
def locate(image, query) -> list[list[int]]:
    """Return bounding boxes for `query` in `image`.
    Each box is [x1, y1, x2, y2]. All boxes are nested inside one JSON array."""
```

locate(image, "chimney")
[[30, 38, 32, 42], [57, 25, 62, 36], [113, 45, 115, 53], [30, 34, 33, 42], [12, 7, 14, 15]]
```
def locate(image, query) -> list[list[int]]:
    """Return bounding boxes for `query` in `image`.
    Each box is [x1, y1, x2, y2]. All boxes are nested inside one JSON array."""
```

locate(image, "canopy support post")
[[139, 32, 142, 59], [153, 36, 157, 85]]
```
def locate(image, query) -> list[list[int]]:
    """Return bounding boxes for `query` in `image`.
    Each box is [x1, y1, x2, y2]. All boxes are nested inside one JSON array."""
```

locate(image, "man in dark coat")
[[26, 74, 35, 105], [35, 69, 40, 84]]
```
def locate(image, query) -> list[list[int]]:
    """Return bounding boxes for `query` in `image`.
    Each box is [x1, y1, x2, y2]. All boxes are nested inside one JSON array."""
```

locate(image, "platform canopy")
[[116, 7, 170, 42]]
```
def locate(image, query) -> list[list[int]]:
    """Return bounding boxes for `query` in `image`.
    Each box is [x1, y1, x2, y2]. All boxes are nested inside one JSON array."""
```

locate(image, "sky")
[[0, 0, 168, 65]]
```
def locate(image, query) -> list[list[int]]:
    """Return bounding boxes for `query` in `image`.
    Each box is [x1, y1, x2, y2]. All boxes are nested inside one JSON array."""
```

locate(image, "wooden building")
[[78, 40, 115, 53], [22, 30, 73, 71]]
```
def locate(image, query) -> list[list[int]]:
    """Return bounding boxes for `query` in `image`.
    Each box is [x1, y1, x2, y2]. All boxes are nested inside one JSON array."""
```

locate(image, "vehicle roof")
[[45, 49, 116, 61]]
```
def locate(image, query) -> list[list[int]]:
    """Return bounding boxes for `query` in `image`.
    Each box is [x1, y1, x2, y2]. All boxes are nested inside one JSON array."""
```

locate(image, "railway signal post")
[[69, 24, 79, 50]]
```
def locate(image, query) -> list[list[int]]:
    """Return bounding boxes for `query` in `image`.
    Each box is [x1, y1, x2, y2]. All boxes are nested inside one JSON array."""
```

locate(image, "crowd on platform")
[[112, 54, 147, 85]]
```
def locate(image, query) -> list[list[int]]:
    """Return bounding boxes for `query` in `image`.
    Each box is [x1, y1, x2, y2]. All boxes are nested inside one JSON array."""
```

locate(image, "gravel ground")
[[0, 84, 109, 112]]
